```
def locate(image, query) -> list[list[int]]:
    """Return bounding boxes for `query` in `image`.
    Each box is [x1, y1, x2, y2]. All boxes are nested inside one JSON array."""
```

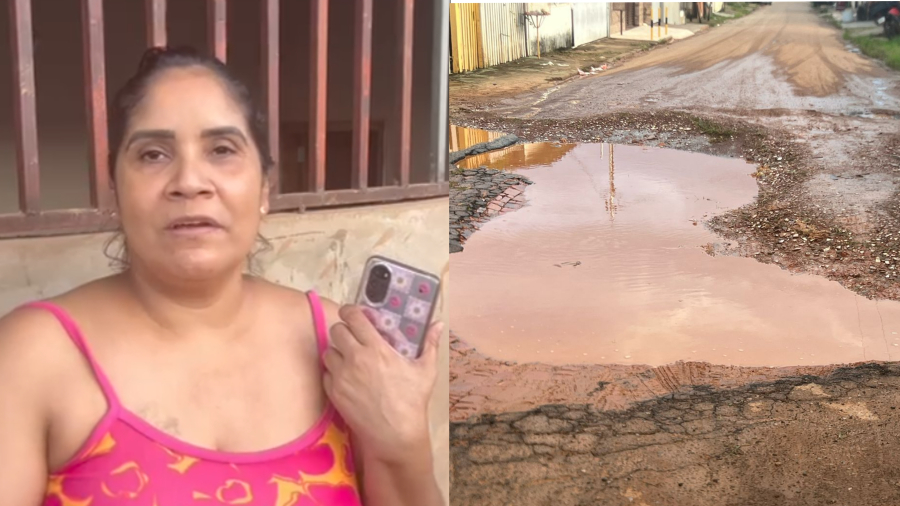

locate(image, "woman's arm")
[[318, 296, 445, 506], [352, 433, 444, 506], [0, 309, 54, 506]]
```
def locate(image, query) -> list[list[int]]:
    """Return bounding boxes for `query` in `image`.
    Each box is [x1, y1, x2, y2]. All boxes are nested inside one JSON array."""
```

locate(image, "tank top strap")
[[22, 301, 121, 408], [305, 291, 330, 367]]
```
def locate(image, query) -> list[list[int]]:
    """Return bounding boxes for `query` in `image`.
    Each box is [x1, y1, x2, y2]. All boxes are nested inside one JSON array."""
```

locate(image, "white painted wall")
[[663, 2, 686, 25], [524, 3, 574, 56], [572, 3, 610, 47]]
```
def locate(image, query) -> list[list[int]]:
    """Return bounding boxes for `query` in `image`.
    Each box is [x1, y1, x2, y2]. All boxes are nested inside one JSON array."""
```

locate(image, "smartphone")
[[355, 255, 441, 359]]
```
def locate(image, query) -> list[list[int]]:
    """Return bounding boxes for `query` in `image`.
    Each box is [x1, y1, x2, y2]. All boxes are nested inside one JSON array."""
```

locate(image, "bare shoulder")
[[0, 307, 67, 506], [249, 277, 344, 331], [0, 303, 78, 418], [0, 276, 120, 389]]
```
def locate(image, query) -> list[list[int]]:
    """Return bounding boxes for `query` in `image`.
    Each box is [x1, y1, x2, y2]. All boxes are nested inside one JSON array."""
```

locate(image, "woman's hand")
[[322, 305, 443, 465]]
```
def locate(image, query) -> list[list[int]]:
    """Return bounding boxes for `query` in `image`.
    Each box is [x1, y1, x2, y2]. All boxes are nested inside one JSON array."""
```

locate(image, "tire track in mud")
[[450, 331, 850, 422]]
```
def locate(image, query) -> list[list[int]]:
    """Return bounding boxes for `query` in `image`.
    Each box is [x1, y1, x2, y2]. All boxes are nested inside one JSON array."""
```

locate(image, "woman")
[[0, 47, 444, 506]]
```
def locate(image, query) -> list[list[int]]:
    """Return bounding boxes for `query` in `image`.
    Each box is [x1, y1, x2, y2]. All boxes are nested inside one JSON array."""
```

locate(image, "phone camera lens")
[[366, 264, 392, 303]]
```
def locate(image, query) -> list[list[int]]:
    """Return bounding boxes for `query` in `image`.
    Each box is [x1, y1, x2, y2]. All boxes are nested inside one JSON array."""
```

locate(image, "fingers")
[[322, 370, 336, 399], [338, 305, 381, 347], [322, 346, 344, 373], [416, 321, 444, 366], [329, 321, 361, 354]]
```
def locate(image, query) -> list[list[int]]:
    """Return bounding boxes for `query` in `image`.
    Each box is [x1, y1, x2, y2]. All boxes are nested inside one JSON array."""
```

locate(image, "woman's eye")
[[212, 145, 236, 156], [140, 150, 167, 163]]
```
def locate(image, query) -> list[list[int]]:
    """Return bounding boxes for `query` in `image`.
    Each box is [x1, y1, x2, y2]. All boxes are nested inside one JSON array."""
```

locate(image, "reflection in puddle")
[[449, 125, 506, 151], [448, 124, 576, 169], [450, 143, 900, 367], [457, 142, 576, 170]]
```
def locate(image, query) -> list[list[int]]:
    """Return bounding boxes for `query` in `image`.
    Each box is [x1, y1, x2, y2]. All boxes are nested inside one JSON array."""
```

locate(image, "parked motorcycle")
[[869, 1, 900, 38], [884, 5, 900, 37]]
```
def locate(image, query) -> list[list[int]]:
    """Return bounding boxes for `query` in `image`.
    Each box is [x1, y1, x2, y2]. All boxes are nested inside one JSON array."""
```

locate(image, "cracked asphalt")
[[452, 364, 900, 506]]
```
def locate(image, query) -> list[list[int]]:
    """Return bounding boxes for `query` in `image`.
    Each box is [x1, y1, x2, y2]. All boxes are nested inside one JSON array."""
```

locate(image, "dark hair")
[[107, 46, 273, 180]]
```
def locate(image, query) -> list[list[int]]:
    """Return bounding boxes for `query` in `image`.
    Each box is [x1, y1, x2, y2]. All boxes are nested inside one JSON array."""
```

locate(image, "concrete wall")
[[662, 2, 687, 25], [0, 0, 442, 213], [572, 3, 610, 47], [0, 198, 450, 503], [524, 3, 573, 56]]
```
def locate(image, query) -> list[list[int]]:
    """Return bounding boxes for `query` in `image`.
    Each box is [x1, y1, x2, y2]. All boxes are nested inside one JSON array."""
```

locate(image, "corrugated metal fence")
[[479, 3, 527, 67], [449, 3, 482, 73], [451, 2, 610, 74]]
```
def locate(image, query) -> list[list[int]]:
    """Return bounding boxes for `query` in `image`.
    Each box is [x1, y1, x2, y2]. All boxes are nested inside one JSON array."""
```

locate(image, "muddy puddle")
[[451, 143, 900, 368]]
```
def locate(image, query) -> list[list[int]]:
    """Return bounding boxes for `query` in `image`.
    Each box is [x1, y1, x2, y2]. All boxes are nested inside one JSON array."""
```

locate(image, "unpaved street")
[[451, 3, 900, 505], [490, 3, 899, 118]]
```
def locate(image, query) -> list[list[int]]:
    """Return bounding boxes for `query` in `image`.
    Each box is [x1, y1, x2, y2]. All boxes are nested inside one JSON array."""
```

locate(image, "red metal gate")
[[2, 0, 447, 239]]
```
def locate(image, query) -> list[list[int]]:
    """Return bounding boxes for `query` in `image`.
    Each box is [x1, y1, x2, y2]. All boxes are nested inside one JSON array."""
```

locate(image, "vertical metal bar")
[[309, 0, 329, 193], [82, 0, 112, 210], [145, 0, 167, 48], [262, 0, 280, 194], [207, 0, 226, 62], [352, 0, 373, 189], [398, 0, 414, 187], [434, 0, 450, 182], [10, 0, 40, 213]]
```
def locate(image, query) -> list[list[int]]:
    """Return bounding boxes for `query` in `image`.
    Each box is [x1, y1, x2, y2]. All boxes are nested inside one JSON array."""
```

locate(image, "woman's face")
[[114, 67, 268, 281]]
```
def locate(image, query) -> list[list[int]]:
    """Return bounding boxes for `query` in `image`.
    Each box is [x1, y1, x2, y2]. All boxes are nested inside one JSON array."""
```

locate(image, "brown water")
[[450, 143, 900, 367]]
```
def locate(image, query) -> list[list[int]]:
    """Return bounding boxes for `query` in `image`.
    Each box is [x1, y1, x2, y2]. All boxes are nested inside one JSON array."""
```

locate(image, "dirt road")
[[489, 3, 899, 118]]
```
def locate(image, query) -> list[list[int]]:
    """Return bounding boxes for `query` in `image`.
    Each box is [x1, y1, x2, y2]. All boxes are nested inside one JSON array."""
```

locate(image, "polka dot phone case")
[[355, 255, 441, 359]]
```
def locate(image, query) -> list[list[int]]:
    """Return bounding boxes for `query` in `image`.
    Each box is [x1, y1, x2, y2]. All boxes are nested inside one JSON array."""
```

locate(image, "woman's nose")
[[165, 156, 214, 199]]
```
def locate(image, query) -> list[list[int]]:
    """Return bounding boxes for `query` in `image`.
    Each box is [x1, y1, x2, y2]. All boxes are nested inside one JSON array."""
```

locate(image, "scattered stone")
[[450, 165, 534, 253]]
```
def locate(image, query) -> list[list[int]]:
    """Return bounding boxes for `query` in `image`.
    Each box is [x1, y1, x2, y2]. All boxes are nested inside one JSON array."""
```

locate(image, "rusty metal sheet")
[[10, 0, 40, 213], [145, 0, 166, 47], [82, 0, 113, 210], [352, 0, 373, 189], [208, 0, 226, 62], [308, 0, 329, 193], [262, 0, 280, 195], [0, 209, 118, 239], [271, 182, 449, 212], [398, 0, 414, 187]]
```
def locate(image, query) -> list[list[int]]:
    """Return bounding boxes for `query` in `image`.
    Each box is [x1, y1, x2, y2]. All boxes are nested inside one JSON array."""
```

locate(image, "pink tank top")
[[32, 291, 362, 506]]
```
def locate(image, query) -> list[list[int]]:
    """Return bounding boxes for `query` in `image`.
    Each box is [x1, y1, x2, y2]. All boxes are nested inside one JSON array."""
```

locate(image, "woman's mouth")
[[166, 216, 224, 236]]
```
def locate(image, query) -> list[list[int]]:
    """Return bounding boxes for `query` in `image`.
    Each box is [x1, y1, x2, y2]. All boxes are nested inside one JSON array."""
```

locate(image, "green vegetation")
[[817, 3, 900, 71], [844, 31, 900, 71], [707, 3, 757, 27], [692, 117, 735, 142]]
